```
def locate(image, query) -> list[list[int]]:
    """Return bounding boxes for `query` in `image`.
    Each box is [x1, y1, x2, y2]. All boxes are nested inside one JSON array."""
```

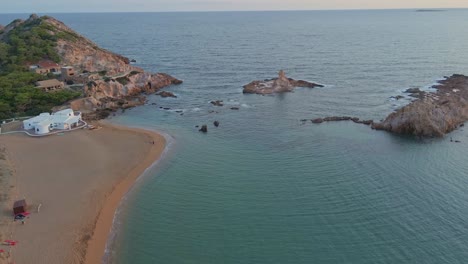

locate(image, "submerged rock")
[[199, 125, 208, 133], [311, 118, 324, 124], [157, 91, 177, 98], [390, 95, 405, 100], [210, 100, 224, 107], [311, 116, 373, 126], [243, 70, 323, 95]]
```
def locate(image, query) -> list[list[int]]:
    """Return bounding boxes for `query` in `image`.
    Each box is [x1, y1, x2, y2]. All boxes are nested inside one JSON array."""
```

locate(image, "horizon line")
[[0, 7, 466, 15]]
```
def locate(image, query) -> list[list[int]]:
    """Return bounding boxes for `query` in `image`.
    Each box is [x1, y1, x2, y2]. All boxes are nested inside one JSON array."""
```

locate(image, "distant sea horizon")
[[1, 7, 467, 16]]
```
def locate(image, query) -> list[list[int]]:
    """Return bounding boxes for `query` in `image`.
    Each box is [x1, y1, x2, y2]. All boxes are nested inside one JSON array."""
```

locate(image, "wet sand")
[[0, 123, 166, 264]]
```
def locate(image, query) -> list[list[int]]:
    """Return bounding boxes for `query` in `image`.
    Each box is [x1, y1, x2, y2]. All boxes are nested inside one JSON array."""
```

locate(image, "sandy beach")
[[0, 123, 166, 264]]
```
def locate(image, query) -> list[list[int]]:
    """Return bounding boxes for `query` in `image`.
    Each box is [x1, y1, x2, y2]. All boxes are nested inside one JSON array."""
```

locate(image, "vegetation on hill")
[[0, 15, 81, 120]]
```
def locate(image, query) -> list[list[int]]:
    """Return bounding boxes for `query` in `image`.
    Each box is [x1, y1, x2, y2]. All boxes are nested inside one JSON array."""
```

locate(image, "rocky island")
[[243, 70, 323, 94], [372, 74, 468, 137], [0, 14, 182, 121]]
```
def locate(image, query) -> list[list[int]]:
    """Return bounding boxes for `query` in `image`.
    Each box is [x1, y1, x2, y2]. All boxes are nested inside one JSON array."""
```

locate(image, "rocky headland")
[[243, 70, 323, 94], [371, 74, 468, 137], [0, 14, 182, 120]]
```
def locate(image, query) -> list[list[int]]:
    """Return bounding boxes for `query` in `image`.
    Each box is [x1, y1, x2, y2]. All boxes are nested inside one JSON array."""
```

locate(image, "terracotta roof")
[[36, 79, 63, 88], [37, 60, 59, 69]]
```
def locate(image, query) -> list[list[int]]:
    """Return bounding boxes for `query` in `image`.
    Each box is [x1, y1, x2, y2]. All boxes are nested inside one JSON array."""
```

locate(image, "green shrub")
[[0, 16, 86, 119], [116, 77, 129, 85]]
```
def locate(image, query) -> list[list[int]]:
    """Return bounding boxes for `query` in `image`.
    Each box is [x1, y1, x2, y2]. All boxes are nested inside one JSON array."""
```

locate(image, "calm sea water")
[[4, 10, 468, 264]]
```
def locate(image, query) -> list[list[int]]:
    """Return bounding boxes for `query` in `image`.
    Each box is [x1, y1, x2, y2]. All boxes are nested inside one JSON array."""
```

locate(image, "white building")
[[23, 109, 83, 135], [35, 119, 52, 134], [23, 113, 51, 130]]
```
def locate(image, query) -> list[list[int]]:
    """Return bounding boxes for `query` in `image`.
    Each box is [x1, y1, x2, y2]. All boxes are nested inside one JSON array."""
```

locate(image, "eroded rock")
[[372, 74, 468, 137], [243, 70, 323, 95]]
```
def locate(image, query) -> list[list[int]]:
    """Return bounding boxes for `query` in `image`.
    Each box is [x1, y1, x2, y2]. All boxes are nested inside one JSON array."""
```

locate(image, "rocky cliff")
[[2, 14, 182, 119], [70, 72, 182, 119], [243, 70, 323, 94], [372, 75, 468, 137], [42, 17, 137, 75]]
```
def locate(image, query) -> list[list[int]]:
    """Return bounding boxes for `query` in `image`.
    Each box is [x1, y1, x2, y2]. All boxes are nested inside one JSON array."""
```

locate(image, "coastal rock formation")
[[372, 74, 468, 137], [243, 70, 323, 94], [390, 95, 405, 100], [404, 87, 426, 99], [157, 91, 177, 98], [4, 15, 183, 119], [41, 16, 137, 75], [312, 116, 373, 126], [65, 72, 182, 114]]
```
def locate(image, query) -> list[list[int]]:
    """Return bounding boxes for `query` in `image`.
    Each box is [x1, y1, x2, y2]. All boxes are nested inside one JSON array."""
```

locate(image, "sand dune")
[[0, 123, 165, 264]]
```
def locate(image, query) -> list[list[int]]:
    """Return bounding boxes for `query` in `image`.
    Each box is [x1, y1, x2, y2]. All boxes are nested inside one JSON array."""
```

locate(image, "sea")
[[3, 9, 468, 264]]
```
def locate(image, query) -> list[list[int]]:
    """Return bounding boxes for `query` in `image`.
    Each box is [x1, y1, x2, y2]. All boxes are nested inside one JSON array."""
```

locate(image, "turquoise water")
[[4, 10, 468, 263]]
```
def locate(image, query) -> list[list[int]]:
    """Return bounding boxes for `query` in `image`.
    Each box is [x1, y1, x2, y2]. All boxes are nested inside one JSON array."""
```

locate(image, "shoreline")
[[0, 121, 167, 264], [83, 123, 167, 264]]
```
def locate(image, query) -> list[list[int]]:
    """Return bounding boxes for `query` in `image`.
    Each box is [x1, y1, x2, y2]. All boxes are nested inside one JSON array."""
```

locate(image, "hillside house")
[[61, 66, 75, 77], [35, 79, 64, 92], [29, 60, 61, 75]]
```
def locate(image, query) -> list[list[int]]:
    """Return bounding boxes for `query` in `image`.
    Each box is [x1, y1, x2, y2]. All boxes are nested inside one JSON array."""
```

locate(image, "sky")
[[2, 0, 468, 13]]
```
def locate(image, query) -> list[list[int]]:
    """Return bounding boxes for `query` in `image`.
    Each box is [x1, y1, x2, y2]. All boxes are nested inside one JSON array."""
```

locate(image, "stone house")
[[29, 60, 61, 75], [61, 66, 75, 77], [35, 79, 64, 92]]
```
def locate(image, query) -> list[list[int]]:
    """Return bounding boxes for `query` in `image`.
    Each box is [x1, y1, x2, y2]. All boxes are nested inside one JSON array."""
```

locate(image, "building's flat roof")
[[67, 116, 81, 124], [37, 119, 53, 126], [25, 109, 80, 127], [36, 79, 63, 88], [54, 109, 74, 116], [24, 113, 51, 124]]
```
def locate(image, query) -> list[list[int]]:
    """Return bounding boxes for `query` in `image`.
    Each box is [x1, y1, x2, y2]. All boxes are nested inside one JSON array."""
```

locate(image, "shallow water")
[[3, 9, 468, 263]]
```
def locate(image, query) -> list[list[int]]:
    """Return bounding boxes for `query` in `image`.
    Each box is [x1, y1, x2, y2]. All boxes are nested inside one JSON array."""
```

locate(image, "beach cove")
[[2, 9, 468, 264], [0, 123, 166, 264]]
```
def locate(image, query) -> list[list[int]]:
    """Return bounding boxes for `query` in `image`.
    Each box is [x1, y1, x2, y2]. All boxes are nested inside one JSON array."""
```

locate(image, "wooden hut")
[[13, 199, 27, 215]]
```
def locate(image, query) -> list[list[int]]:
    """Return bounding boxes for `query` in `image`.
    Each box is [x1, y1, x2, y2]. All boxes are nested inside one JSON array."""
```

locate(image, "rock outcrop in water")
[[311, 117, 373, 125], [243, 70, 323, 94], [157, 91, 178, 98], [210, 100, 224, 106], [372, 74, 468, 137], [199, 125, 208, 133]]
